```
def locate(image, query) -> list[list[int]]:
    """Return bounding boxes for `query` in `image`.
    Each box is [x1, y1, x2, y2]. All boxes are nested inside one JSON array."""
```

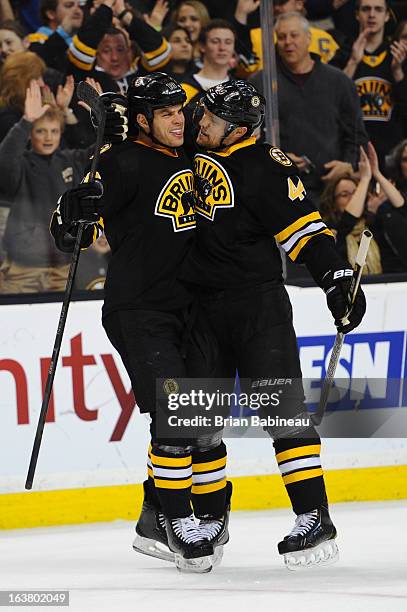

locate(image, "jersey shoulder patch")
[[268, 147, 293, 168]]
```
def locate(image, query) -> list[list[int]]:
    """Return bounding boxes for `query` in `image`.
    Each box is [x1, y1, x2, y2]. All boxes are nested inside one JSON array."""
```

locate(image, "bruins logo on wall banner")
[[155, 170, 195, 232], [194, 154, 234, 221], [355, 77, 393, 122]]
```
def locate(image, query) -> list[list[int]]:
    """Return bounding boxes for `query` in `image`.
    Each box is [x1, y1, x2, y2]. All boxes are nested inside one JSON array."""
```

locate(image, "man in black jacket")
[[251, 11, 368, 205]]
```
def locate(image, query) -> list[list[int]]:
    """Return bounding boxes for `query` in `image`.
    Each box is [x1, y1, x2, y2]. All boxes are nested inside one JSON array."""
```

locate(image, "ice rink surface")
[[1, 500, 406, 612]]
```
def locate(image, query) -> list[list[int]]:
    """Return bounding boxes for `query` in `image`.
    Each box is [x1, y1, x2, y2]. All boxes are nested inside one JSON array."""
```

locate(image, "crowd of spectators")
[[0, 0, 406, 296]]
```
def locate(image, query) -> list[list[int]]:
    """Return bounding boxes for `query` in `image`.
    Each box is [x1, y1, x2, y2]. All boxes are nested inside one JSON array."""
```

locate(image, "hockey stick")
[[311, 229, 372, 427], [25, 82, 106, 489]]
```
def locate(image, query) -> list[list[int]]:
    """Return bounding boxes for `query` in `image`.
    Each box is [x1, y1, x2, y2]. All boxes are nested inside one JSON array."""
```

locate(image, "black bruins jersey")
[[52, 140, 195, 316], [335, 42, 407, 159], [181, 138, 344, 289]]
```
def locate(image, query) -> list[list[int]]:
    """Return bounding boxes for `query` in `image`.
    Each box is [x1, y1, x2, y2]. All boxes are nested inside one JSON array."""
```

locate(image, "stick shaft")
[[312, 230, 372, 426], [25, 85, 107, 489], [25, 223, 84, 489]]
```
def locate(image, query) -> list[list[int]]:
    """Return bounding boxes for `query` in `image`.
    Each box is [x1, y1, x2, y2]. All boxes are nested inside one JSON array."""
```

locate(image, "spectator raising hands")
[[234, 0, 261, 25], [390, 37, 407, 83], [0, 81, 95, 294], [331, 0, 407, 169], [320, 143, 407, 274], [144, 0, 170, 30]]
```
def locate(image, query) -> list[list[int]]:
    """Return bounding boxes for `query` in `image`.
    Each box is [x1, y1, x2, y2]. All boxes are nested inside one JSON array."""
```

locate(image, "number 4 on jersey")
[[287, 176, 306, 202]]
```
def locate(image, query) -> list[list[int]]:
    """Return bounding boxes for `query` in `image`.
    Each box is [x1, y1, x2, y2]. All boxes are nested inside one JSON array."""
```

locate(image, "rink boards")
[[1, 282, 407, 528]]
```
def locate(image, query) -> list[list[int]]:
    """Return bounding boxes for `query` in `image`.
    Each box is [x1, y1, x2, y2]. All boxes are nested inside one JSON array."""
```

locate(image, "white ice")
[[1, 500, 406, 612]]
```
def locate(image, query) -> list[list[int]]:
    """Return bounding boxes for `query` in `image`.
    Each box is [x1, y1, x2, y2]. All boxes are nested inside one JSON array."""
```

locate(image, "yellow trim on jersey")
[[289, 228, 334, 261], [142, 38, 168, 61], [235, 63, 259, 78], [363, 50, 388, 68], [141, 39, 171, 71], [192, 457, 227, 473], [72, 34, 97, 57], [276, 444, 321, 464], [147, 467, 153, 478], [27, 32, 49, 43], [1, 465, 407, 528], [67, 49, 93, 71], [213, 136, 257, 157], [308, 27, 339, 63], [150, 453, 192, 468], [154, 477, 192, 489], [141, 55, 170, 72], [282, 468, 324, 486], [130, 137, 179, 158], [191, 479, 226, 494], [181, 82, 200, 105], [275, 211, 321, 244]]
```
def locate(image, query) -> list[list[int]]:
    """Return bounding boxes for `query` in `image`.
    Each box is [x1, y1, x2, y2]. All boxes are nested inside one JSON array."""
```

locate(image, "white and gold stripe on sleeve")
[[275, 211, 333, 261], [68, 35, 97, 71], [141, 39, 172, 71]]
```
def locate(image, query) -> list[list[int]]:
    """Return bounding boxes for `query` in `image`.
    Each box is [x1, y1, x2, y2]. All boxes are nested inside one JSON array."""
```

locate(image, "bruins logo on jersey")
[[355, 77, 393, 122], [194, 154, 234, 221], [269, 147, 293, 167], [155, 170, 195, 232]]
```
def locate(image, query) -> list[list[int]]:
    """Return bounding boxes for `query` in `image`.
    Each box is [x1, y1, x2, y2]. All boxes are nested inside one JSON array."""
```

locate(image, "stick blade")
[[76, 81, 105, 125]]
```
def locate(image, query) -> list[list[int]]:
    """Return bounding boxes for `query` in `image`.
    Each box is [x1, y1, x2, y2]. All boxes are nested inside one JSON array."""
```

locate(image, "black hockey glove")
[[321, 267, 366, 334], [91, 92, 128, 144], [57, 181, 103, 225]]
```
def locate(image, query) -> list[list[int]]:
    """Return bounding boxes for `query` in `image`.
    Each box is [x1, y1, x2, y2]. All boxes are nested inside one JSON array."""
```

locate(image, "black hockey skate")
[[278, 504, 339, 570], [197, 480, 232, 568], [166, 515, 215, 573], [132, 481, 174, 563]]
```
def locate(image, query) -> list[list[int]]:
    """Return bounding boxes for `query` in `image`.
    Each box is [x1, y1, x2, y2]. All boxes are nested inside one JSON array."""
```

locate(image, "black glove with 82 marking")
[[321, 267, 366, 334]]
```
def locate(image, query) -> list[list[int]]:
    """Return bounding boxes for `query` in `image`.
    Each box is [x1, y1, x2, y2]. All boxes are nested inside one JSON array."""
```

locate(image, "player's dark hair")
[[198, 19, 236, 46]]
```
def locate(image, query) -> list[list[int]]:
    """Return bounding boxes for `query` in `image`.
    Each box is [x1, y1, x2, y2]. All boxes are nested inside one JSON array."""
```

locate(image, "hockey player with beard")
[[181, 80, 366, 569], [50, 73, 231, 573]]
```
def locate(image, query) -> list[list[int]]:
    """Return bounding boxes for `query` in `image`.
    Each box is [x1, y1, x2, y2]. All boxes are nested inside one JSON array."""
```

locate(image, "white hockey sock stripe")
[[150, 450, 192, 489], [192, 467, 226, 484], [276, 444, 323, 485], [278, 457, 322, 476]]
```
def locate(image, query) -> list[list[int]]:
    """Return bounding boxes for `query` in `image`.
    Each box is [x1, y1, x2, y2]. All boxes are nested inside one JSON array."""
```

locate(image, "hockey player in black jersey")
[[181, 80, 366, 569], [50, 73, 230, 573]]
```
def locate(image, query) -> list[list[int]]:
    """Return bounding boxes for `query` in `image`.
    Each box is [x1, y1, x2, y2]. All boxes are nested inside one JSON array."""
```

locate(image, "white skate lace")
[[288, 509, 319, 537], [171, 515, 203, 544], [199, 518, 223, 540]]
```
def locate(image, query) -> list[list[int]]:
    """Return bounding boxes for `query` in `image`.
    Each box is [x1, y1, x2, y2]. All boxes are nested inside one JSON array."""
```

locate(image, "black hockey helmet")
[[127, 72, 186, 133], [200, 80, 266, 136]]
